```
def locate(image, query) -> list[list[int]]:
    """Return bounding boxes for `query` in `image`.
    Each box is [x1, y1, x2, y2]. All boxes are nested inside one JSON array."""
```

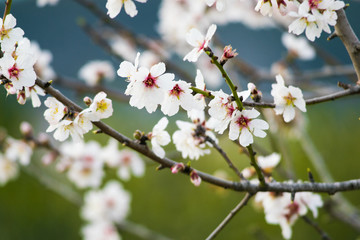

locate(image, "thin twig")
[[191, 85, 360, 109], [206, 193, 253, 240], [247, 145, 266, 187], [73, 0, 194, 83], [205, 136, 246, 181], [301, 216, 331, 240]]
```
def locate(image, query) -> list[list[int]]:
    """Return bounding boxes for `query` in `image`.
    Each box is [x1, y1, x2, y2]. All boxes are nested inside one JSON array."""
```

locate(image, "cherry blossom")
[[173, 118, 217, 160], [43, 97, 67, 125], [255, 190, 323, 239], [5, 137, 32, 165], [37, 0, 60, 7], [183, 24, 217, 62], [65, 141, 104, 188], [161, 80, 200, 116], [87, 91, 114, 121], [0, 154, 18, 185], [0, 52, 37, 90], [127, 62, 174, 113], [106, 0, 148, 18], [81, 181, 131, 223], [82, 221, 120, 240], [147, 117, 171, 158], [281, 33, 315, 61], [79, 60, 115, 86], [229, 108, 269, 147], [0, 14, 24, 52], [102, 138, 145, 181], [271, 74, 306, 123], [208, 89, 250, 134]]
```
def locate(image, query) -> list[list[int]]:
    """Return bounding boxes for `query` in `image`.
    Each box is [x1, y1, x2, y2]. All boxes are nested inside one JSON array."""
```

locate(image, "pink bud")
[[37, 133, 50, 145], [17, 90, 26, 105], [221, 45, 238, 64], [20, 122, 33, 136], [5, 82, 16, 95], [41, 151, 57, 165], [83, 96, 92, 106], [190, 170, 201, 187], [171, 163, 185, 174]]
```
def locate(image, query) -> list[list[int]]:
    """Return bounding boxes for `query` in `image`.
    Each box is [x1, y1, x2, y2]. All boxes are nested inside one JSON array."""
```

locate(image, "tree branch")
[[35, 79, 360, 195], [206, 193, 253, 240], [335, 9, 360, 83], [205, 136, 246, 181]]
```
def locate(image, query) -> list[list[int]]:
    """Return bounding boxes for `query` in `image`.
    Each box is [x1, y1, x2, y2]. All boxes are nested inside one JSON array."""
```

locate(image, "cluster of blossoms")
[[0, 13, 55, 107], [54, 139, 144, 189], [0, 129, 33, 185], [44, 91, 113, 142], [255, 190, 323, 239], [81, 181, 131, 240], [255, 0, 345, 41], [118, 52, 203, 115]]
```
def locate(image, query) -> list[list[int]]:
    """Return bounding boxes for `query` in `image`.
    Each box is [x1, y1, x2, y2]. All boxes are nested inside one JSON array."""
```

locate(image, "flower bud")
[[37, 132, 50, 145], [190, 170, 201, 187], [20, 121, 33, 137], [220, 45, 238, 65], [83, 96, 92, 106], [171, 163, 185, 174], [17, 90, 26, 105], [248, 82, 262, 102]]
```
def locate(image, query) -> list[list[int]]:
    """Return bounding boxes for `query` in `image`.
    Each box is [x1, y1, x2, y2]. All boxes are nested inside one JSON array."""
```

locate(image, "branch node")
[[327, 32, 338, 41], [156, 165, 166, 171], [337, 81, 351, 89], [307, 168, 315, 183], [44, 80, 53, 88]]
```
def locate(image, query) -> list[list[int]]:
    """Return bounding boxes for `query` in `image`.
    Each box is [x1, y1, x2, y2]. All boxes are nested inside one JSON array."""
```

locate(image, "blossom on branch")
[[183, 24, 217, 62], [106, 0, 148, 18], [127, 62, 174, 113], [255, 190, 323, 239], [229, 108, 269, 147], [271, 74, 306, 123], [0, 14, 24, 52], [288, 0, 345, 41], [148, 117, 171, 158]]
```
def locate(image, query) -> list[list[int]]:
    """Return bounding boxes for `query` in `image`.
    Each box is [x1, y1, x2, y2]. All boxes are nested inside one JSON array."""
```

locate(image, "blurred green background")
[[0, 0, 360, 240]]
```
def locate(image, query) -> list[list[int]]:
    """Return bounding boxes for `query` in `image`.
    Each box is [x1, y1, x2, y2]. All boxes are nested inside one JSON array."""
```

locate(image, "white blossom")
[[0, 52, 37, 90], [0, 154, 18, 185], [66, 141, 104, 188], [229, 108, 269, 147], [271, 74, 306, 123], [37, 0, 60, 7], [44, 97, 67, 125], [79, 60, 115, 86], [161, 80, 200, 116], [5, 138, 32, 165], [281, 33, 315, 60], [87, 91, 114, 121], [127, 62, 174, 113], [173, 119, 217, 160], [255, 190, 323, 239], [106, 0, 148, 18], [82, 221, 121, 240], [0, 14, 24, 52], [183, 24, 217, 62], [148, 117, 171, 158], [81, 181, 131, 223], [103, 138, 145, 181]]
